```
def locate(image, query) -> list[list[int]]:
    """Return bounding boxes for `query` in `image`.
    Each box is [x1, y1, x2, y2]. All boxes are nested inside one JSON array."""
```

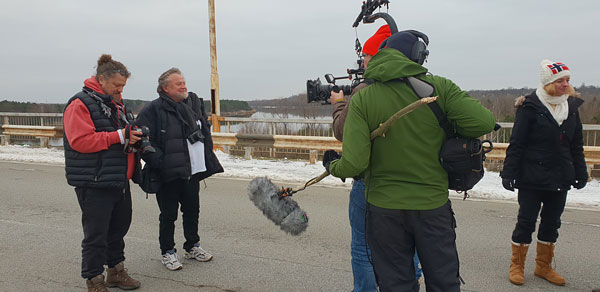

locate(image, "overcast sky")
[[1, 0, 598, 103]]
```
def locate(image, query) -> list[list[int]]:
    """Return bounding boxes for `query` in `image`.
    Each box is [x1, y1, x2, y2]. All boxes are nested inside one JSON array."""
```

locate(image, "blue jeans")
[[414, 250, 422, 279], [350, 180, 422, 292], [349, 179, 377, 292]]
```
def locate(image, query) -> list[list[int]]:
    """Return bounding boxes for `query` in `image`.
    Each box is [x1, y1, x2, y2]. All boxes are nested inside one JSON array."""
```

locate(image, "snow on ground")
[[1, 145, 598, 209]]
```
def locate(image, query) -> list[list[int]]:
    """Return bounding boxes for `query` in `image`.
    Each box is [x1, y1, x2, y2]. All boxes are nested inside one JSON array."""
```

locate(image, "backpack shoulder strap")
[[402, 77, 455, 138]]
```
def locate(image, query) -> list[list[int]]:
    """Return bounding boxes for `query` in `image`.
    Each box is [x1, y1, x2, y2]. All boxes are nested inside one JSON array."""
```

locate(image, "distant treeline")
[[248, 84, 600, 124], [4, 85, 600, 123], [0, 99, 252, 115], [0, 100, 65, 113]]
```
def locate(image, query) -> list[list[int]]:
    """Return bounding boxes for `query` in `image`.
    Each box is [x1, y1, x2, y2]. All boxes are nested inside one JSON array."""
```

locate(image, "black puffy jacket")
[[500, 91, 587, 191], [64, 89, 140, 189], [136, 92, 223, 183]]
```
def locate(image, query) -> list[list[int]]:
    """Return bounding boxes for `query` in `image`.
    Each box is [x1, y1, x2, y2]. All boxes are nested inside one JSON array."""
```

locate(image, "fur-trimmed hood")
[[514, 95, 527, 107]]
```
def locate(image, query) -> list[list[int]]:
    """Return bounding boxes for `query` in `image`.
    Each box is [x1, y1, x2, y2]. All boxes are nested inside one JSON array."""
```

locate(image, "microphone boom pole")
[[247, 96, 437, 235]]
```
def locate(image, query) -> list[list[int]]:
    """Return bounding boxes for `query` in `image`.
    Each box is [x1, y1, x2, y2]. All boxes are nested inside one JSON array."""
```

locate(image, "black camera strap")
[[159, 107, 167, 149], [123, 125, 132, 154], [426, 101, 454, 139]]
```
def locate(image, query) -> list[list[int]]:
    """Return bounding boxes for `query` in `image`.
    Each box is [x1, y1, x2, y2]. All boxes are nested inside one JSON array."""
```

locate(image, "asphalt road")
[[0, 161, 598, 292]]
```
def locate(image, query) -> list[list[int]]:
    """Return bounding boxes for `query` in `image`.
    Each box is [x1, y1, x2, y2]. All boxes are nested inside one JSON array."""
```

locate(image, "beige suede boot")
[[85, 274, 108, 292], [106, 262, 141, 290], [534, 241, 565, 286], [509, 242, 529, 285]]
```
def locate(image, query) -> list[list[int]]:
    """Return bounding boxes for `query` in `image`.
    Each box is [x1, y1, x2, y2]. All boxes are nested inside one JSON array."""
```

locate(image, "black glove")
[[573, 179, 587, 190], [502, 178, 515, 192], [322, 150, 341, 173]]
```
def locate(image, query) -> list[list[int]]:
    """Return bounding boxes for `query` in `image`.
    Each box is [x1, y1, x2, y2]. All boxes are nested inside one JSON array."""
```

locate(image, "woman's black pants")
[[511, 188, 568, 244]]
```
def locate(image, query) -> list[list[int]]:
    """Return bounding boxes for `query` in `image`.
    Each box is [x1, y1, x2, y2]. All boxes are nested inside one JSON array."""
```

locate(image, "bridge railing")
[[3, 112, 599, 144], [1, 113, 599, 177]]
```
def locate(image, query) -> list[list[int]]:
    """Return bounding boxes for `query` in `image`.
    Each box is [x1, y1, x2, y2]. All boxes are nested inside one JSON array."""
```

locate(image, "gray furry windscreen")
[[248, 177, 308, 235]]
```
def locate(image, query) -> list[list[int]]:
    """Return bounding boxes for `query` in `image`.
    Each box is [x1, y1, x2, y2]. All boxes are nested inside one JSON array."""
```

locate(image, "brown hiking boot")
[[534, 241, 565, 286], [86, 274, 108, 292], [106, 262, 141, 290], [509, 242, 529, 285]]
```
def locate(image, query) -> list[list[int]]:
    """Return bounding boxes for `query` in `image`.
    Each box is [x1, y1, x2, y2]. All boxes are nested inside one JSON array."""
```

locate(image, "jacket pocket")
[[520, 151, 554, 185]]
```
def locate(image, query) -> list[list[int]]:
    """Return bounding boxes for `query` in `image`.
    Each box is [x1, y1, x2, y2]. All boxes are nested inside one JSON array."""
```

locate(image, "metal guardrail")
[[487, 142, 600, 165], [0, 113, 64, 147], [220, 117, 334, 137], [1, 112, 600, 144], [1, 112, 600, 163], [212, 133, 342, 151], [1, 125, 62, 137]]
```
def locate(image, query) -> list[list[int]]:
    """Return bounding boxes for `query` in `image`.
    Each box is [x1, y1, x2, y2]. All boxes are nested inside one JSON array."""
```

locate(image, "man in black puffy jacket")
[[136, 68, 223, 271], [64, 54, 142, 291]]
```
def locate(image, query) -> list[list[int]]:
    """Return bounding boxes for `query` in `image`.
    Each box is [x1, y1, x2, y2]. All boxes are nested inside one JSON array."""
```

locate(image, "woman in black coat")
[[501, 60, 587, 287]]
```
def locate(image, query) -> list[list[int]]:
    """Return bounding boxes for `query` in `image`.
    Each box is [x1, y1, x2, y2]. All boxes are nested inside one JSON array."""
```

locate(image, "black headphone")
[[379, 30, 430, 65]]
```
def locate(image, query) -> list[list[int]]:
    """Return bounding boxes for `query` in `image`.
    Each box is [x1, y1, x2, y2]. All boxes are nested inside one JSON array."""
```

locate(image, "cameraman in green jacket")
[[326, 31, 495, 292]]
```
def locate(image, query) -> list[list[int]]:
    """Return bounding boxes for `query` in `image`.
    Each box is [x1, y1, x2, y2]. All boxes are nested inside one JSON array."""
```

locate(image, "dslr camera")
[[132, 126, 156, 154], [187, 129, 204, 144]]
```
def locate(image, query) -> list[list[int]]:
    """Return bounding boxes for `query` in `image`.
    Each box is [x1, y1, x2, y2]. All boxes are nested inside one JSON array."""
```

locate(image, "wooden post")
[[244, 147, 252, 160], [39, 137, 49, 148], [208, 0, 221, 132], [271, 123, 276, 157], [309, 150, 318, 165]]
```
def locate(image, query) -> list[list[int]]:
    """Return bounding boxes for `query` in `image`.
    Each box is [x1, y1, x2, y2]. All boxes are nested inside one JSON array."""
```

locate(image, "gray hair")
[[157, 67, 183, 93]]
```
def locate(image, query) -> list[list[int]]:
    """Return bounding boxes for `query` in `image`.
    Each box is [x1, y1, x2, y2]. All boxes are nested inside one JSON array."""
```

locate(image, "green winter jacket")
[[329, 49, 496, 210]]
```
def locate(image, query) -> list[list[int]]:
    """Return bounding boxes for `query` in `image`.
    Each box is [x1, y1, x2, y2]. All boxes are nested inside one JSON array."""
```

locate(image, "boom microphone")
[[248, 177, 309, 236], [247, 97, 438, 236]]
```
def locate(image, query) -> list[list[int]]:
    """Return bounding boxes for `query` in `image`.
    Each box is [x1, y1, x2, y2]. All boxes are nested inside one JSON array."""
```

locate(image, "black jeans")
[[75, 185, 132, 279], [511, 188, 568, 244], [156, 176, 201, 254], [366, 200, 461, 292]]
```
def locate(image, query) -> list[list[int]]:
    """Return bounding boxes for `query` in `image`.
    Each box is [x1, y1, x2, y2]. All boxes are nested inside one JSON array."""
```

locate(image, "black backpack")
[[403, 77, 494, 198]]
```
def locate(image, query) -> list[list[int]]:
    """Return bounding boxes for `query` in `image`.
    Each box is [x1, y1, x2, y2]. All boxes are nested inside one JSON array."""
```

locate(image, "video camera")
[[306, 66, 365, 104], [306, 0, 398, 104]]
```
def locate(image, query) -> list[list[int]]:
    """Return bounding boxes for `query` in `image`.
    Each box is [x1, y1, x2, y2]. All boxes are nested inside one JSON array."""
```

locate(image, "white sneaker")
[[161, 249, 183, 271], [184, 243, 213, 262]]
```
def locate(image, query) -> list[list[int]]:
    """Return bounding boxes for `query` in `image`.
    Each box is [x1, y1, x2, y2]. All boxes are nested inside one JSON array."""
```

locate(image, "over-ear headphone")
[[379, 30, 430, 65]]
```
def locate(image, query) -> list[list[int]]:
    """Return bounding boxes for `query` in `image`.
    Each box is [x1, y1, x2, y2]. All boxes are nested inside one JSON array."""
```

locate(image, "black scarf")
[[159, 93, 200, 137]]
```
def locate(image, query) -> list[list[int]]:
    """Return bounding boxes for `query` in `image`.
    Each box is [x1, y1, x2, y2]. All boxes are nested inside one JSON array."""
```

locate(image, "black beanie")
[[380, 31, 419, 63]]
